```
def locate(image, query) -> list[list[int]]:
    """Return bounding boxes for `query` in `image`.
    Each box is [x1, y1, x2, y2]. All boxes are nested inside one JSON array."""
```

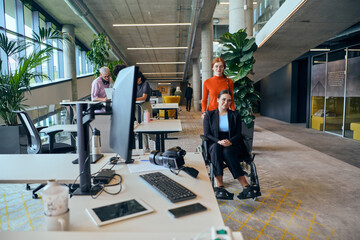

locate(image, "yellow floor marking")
[[236, 189, 274, 231], [255, 190, 290, 240], [280, 199, 301, 239], [0, 195, 2, 231], [3, 194, 11, 231], [9, 213, 27, 221], [21, 193, 34, 231], [306, 213, 316, 239]]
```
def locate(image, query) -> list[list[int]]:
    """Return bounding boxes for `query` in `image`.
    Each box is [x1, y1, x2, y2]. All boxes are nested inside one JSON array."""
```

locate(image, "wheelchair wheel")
[[249, 161, 261, 199]]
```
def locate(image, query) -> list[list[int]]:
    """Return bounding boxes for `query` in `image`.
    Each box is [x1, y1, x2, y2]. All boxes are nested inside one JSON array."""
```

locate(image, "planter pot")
[[0, 125, 27, 154]]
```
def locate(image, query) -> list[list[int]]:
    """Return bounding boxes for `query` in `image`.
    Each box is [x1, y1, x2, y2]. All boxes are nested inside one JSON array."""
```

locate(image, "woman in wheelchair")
[[203, 89, 259, 200]]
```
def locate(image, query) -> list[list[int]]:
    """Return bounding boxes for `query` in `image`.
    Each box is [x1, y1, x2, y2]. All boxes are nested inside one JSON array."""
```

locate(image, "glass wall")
[[345, 45, 360, 140], [253, 0, 286, 34], [311, 45, 360, 141]]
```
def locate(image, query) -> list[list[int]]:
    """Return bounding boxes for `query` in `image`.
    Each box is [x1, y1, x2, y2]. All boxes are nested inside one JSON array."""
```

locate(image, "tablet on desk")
[[86, 198, 154, 226]]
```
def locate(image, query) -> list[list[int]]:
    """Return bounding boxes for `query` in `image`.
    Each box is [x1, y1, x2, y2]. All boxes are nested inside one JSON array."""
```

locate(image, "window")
[[4, 0, 16, 32], [6, 32, 18, 73], [1, 0, 91, 85], [24, 6, 32, 38]]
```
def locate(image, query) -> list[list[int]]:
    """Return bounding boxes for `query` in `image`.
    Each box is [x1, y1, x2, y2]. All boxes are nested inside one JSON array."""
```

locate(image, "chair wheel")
[[26, 185, 31, 190], [32, 194, 39, 199]]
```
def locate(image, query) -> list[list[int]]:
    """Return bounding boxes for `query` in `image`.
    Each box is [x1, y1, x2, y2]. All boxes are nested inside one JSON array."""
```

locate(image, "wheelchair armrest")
[[243, 136, 253, 142], [200, 135, 209, 142]]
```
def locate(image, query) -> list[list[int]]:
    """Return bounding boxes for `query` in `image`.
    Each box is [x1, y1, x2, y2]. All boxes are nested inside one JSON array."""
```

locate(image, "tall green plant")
[[86, 33, 122, 79], [0, 28, 71, 126], [220, 29, 261, 128]]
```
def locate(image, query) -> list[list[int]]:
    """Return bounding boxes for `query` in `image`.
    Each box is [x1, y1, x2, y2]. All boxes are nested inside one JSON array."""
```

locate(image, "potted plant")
[[219, 29, 261, 149], [86, 33, 122, 80], [0, 28, 70, 153]]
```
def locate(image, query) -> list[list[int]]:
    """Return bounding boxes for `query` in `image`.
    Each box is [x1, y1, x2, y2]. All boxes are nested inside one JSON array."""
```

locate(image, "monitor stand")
[[72, 185, 103, 196], [72, 154, 104, 164]]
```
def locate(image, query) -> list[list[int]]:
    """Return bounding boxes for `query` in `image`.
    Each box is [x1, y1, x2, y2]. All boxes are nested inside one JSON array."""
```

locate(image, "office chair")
[[199, 132, 261, 200], [15, 111, 76, 199]]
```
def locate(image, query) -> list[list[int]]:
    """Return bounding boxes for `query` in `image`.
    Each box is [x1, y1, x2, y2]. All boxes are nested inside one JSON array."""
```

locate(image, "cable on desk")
[[69, 154, 91, 197], [90, 173, 123, 199]]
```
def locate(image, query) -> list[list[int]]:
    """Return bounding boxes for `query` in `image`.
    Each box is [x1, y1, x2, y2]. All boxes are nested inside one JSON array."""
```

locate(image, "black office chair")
[[199, 131, 261, 200], [15, 111, 76, 198]]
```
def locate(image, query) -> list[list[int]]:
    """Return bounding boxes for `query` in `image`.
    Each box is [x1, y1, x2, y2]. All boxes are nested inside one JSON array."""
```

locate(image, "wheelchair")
[[199, 132, 261, 200]]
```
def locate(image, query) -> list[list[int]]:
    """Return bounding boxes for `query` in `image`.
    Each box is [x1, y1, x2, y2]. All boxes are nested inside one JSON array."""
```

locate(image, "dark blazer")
[[203, 109, 244, 146], [185, 87, 193, 99]]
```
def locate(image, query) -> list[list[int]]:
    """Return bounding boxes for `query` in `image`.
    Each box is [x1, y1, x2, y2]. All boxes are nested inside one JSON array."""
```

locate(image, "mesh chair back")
[[15, 111, 42, 154]]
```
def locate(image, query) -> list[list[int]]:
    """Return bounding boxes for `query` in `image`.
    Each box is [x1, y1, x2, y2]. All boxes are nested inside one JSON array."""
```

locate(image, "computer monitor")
[[110, 66, 138, 163]]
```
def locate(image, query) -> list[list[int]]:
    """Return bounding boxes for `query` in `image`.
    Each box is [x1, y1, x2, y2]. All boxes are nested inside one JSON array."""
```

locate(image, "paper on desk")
[[127, 160, 166, 174]]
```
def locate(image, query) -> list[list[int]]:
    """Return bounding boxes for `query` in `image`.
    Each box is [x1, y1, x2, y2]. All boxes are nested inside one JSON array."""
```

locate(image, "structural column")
[[192, 58, 201, 112], [201, 19, 213, 112], [62, 24, 78, 101], [229, 0, 253, 36]]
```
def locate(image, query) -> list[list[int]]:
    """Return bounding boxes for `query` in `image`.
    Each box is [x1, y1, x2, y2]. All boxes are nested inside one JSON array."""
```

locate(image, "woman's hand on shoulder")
[[201, 112, 206, 119]]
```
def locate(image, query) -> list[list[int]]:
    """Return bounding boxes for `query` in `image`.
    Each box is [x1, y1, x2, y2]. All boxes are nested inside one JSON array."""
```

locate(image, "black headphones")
[[101, 77, 109, 85]]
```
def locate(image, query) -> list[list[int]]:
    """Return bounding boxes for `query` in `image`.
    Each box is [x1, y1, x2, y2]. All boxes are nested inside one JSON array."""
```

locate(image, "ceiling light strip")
[[127, 47, 187, 50], [136, 62, 185, 65], [113, 23, 191, 27], [310, 49, 330, 51], [258, 0, 307, 48]]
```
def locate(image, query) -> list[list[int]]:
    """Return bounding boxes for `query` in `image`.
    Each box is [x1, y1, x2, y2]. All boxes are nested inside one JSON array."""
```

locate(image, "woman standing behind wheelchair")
[[201, 57, 235, 119], [203, 89, 259, 200]]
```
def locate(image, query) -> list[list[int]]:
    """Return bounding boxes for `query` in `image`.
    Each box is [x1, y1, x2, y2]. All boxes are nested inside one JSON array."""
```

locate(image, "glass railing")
[[253, 0, 286, 34]]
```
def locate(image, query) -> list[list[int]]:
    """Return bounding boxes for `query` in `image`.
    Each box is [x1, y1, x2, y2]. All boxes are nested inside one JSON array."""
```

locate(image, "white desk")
[[0, 231, 244, 240], [134, 119, 182, 152], [69, 152, 224, 233], [149, 97, 159, 104], [0, 153, 229, 239], [152, 103, 179, 119], [0, 154, 107, 184]]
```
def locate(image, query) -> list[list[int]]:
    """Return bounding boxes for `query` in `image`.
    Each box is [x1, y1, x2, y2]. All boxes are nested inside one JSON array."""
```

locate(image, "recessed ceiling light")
[[127, 47, 187, 50], [113, 23, 191, 27], [144, 72, 184, 75], [136, 62, 185, 65]]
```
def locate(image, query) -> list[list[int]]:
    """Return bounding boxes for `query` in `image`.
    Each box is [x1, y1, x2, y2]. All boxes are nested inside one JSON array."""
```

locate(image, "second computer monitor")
[[110, 66, 138, 162]]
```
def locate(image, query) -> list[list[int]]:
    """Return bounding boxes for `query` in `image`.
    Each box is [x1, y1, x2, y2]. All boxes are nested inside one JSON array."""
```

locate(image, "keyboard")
[[139, 172, 197, 203]]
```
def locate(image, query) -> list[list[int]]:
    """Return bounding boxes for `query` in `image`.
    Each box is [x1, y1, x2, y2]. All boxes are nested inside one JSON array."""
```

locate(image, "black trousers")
[[186, 98, 192, 111], [208, 132, 247, 179]]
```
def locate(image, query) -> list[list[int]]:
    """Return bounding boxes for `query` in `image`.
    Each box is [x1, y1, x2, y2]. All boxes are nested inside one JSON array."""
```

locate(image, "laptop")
[[105, 88, 114, 100]]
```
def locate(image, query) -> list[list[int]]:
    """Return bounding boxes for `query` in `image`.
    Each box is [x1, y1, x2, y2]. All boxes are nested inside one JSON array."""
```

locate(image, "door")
[[324, 50, 346, 135]]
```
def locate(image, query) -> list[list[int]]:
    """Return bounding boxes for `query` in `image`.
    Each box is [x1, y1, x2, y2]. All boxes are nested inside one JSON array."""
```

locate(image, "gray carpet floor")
[[1, 110, 359, 239]]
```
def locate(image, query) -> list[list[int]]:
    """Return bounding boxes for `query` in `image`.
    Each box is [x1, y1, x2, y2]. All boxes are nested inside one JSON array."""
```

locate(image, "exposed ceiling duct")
[[64, 0, 129, 65]]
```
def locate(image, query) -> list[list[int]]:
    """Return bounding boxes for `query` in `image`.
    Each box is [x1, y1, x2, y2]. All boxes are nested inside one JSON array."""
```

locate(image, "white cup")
[[45, 209, 70, 231], [42, 180, 69, 216]]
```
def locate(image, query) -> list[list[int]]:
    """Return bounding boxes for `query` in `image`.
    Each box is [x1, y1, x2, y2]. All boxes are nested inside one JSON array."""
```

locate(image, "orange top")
[[202, 75, 235, 112]]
